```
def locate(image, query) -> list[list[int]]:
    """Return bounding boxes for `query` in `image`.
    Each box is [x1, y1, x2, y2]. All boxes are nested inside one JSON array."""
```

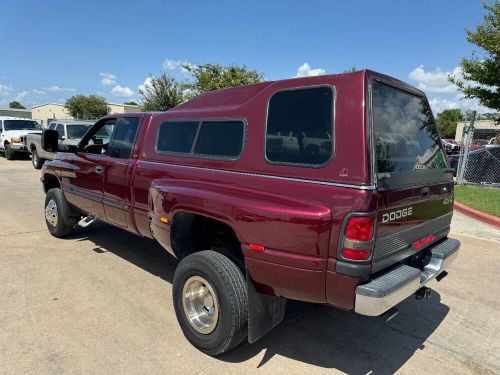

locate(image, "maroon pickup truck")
[[40, 70, 460, 355]]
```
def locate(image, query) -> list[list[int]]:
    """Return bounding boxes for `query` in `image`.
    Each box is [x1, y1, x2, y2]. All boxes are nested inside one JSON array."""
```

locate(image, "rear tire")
[[5, 144, 15, 160], [173, 250, 248, 355], [32, 148, 45, 169], [44, 188, 78, 237]]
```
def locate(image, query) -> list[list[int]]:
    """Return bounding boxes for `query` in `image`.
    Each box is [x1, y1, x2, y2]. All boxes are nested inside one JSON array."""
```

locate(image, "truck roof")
[[164, 69, 424, 116], [0, 116, 35, 121], [103, 70, 425, 121]]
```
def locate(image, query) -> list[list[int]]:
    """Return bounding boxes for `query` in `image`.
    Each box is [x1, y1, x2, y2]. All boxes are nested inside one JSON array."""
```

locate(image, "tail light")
[[341, 215, 375, 261]]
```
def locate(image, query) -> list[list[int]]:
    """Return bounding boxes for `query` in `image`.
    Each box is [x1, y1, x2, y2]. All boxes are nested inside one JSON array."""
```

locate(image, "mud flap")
[[246, 270, 286, 343]]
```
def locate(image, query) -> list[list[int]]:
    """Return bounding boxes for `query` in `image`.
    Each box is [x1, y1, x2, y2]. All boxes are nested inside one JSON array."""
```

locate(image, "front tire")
[[173, 250, 248, 355], [5, 144, 15, 160], [44, 188, 78, 237], [32, 148, 45, 169]]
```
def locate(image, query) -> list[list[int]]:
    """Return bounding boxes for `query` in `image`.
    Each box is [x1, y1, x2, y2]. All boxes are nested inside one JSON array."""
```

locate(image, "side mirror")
[[60, 135, 66, 140], [41, 129, 59, 153]]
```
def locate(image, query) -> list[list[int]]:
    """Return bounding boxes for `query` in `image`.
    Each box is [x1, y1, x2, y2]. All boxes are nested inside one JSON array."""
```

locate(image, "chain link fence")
[[455, 111, 500, 188]]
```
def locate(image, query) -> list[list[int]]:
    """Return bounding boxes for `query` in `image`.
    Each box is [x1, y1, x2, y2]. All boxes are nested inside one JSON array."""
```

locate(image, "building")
[[0, 107, 32, 119], [31, 102, 140, 126], [455, 119, 499, 141]]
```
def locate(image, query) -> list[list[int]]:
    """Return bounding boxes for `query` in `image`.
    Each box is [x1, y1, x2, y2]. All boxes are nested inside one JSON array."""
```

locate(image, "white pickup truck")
[[0, 117, 43, 160], [26, 120, 94, 169]]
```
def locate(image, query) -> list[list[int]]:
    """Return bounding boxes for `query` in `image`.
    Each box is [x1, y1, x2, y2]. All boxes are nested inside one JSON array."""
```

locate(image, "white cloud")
[[428, 93, 490, 114], [163, 58, 195, 74], [32, 89, 45, 95], [44, 85, 76, 92], [111, 85, 134, 97], [0, 84, 14, 98], [15, 91, 28, 101], [138, 77, 153, 92], [296, 63, 325, 77], [100, 73, 117, 86], [408, 65, 460, 94]]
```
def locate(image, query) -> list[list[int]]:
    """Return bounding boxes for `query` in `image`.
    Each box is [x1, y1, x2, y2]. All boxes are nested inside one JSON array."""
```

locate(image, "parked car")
[[448, 146, 500, 183], [0, 117, 43, 160], [40, 70, 460, 355], [26, 120, 94, 169], [441, 139, 460, 154], [470, 139, 489, 151]]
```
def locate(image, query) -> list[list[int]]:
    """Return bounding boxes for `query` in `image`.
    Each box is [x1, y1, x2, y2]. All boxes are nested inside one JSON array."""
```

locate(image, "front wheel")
[[44, 188, 77, 237], [5, 144, 15, 160], [32, 149, 45, 169], [173, 250, 248, 355]]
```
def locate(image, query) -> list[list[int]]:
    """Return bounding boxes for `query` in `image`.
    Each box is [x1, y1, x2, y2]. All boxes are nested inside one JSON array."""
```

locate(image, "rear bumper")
[[354, 238, 460, 316]]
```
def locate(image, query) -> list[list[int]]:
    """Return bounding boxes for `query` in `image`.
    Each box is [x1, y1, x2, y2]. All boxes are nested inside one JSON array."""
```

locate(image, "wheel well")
[[43, 174, 60, 193], [171, 212, 244, 269]]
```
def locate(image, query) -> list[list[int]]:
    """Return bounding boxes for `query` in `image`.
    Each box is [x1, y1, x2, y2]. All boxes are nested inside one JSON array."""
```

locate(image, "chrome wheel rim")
[[32, 152, 38, 166], [45, 199, 58, 227], [182, 275, 219, 334]]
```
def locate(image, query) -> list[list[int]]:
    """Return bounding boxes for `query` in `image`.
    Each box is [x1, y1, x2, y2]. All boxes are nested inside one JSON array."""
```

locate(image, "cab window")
[[78, 119, 117, 154], [106, 117, 140, 159], [55, 124, 65, 139]]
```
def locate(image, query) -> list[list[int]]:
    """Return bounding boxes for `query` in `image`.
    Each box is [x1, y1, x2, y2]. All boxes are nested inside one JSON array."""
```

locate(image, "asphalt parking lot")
[[1, 157, 499, 374]]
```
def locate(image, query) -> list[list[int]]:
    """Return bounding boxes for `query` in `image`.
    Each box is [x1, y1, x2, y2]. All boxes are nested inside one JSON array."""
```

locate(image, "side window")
[[79, 119, 117, 155], [157, 121, 199, 153], [48, 122, 56, 130], [266, 86, 334, 166], [194, 121, 244, 158], [55, 124, 64, 139], [106, 117, 140, 159]]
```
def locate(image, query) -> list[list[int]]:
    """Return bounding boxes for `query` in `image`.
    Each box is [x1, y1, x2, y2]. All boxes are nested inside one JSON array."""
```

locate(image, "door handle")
[[421, 187, 430, 197], [95, 166, 104, 174]]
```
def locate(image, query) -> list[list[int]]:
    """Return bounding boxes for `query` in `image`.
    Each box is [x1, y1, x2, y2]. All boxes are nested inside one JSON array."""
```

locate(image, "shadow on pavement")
[[68, 222, 449, 374]]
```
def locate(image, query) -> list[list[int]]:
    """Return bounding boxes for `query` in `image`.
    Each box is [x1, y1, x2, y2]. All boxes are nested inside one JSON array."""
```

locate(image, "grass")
[[454, 185, 500, 217]]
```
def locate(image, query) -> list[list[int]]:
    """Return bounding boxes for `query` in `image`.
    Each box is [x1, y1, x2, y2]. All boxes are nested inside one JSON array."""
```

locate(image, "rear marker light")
[[341, 215, 374, 261], [249, 244, 265, 252]]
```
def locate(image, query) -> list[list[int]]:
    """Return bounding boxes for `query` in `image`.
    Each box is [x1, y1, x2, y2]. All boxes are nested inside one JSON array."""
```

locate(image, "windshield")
[[67, 124, 91, 139], [372, 82, 447, 173], [4, 120, 41, 131]]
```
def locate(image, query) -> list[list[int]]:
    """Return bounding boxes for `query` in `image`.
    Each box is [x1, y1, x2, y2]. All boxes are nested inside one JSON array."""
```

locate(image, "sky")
[[0, 0, 492, 114]]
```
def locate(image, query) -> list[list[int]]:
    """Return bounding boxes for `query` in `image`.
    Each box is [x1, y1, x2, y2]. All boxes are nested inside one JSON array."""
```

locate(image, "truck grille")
[[373, 213, 453, 261]]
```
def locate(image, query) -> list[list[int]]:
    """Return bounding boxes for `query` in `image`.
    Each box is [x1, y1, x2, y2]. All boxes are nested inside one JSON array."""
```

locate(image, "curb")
[[454, 201, 500, 228]]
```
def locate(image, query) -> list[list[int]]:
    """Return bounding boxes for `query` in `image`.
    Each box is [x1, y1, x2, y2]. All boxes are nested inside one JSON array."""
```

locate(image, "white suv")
[[0, 116, 43, 160]]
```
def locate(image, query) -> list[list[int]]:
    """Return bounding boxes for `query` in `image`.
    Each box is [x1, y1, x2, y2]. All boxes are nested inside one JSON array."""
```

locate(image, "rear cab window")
[[371, 82, 449, 189], [265, 86, 334, 167]]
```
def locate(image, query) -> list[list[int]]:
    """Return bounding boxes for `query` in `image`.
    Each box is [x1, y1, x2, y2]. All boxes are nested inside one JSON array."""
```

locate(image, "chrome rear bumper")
[[354, 238, 460, 316]]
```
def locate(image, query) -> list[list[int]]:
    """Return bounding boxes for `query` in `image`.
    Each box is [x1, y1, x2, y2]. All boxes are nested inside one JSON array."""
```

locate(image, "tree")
[[64, 95, 108, 119], [138, 73, 185, 112], [343, 65, 357, 73], [449, 1, 500, 111], [436, 109, 464, 138], [183, 63, 264, 98], [123, 101, 138, 106], [9, 101, 26, 109]]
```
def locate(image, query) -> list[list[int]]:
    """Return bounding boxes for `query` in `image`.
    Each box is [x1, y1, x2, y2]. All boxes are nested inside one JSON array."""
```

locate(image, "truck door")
[[100, 117, 141, 228], [63, 118, 117, 218]]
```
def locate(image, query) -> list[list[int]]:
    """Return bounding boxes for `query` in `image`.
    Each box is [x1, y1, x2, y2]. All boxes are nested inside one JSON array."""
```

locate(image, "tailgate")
[[372, 181, 454, 273]]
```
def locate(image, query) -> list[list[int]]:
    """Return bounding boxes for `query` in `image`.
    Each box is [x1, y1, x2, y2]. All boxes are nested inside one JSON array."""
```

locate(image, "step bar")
[[354, 238, 460, 316]]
